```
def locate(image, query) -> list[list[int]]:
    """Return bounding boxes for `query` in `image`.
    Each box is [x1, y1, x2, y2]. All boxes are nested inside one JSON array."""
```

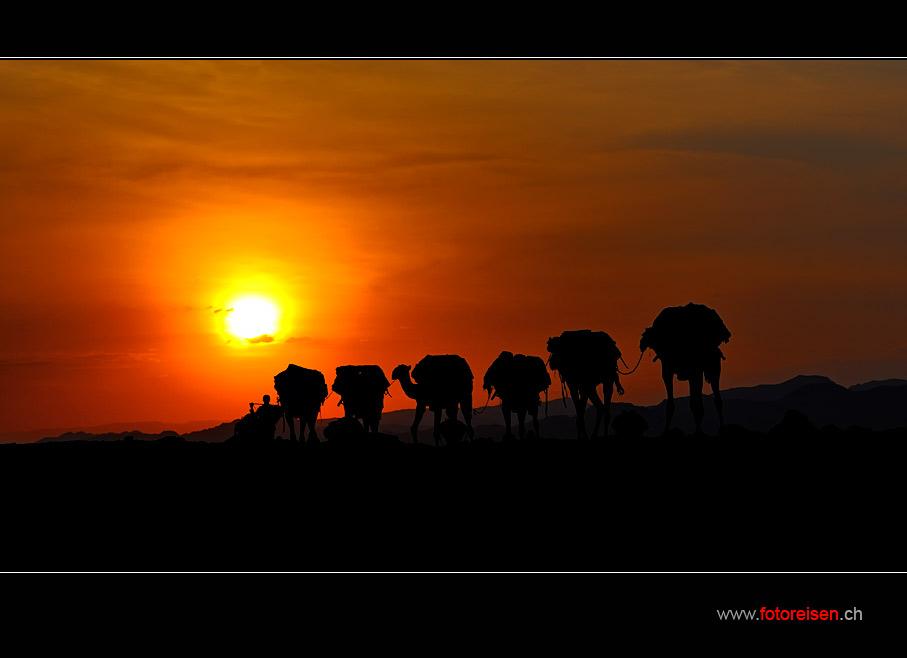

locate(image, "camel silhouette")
[[331, 365, 391, 434], [547, 330, 625, 439], [640, 302, 731, 436], [483, 351, 551, 440], [391, 354, 474, 446], [273, 364, 329, 442]]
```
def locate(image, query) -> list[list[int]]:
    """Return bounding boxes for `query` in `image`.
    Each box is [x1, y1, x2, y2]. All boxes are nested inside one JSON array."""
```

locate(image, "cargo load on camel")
[[274, 364, 329, 404], [547, 329, 622, 383], [640, 302, 730, 382], [411, 354, 474, 410], [483, 351, 551, 400], [332, 365, 391, 400], [331, 365, 392, 432]]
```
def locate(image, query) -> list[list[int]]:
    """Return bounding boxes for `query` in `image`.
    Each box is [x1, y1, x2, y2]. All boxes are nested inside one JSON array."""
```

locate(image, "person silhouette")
[[250, 394, 273, 414], [254, 394, 278, 439]]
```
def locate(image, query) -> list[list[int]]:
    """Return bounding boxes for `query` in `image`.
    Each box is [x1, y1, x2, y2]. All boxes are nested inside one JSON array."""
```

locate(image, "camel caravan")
[[230, 302, 731, 444]]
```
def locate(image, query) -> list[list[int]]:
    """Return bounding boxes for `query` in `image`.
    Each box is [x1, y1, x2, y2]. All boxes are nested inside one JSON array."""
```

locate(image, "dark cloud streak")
[[617, 129, 907, 170]]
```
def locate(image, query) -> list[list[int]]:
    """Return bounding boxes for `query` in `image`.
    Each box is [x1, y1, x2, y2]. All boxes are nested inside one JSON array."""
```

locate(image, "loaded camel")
[[483, 351, 551, 440], [331, 365, 391, 434], [391, 354, 474, 446], [273, 364, 329, 442], [547, 330, 625, 439], [640, 302, 730, 436]]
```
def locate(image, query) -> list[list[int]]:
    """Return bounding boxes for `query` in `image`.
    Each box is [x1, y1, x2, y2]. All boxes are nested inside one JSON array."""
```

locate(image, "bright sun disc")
[[225, 296, 279, 341]]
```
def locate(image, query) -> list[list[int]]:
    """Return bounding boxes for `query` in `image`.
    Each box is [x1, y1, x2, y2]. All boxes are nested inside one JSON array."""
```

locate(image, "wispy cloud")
[[617, 129, 907, 170], [0, 351, 161, 371]]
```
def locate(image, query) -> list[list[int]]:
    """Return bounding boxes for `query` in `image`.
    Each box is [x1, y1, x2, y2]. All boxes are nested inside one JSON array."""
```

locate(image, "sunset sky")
[[2, 59, 905, 437]]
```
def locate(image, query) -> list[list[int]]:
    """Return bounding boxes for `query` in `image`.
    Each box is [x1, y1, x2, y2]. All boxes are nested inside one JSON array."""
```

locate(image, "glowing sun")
[[225, 296, 280, 341]]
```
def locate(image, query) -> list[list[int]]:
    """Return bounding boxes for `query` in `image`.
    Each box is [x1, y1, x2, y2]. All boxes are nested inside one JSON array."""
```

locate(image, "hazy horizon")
[[5, 371, 903, 441]]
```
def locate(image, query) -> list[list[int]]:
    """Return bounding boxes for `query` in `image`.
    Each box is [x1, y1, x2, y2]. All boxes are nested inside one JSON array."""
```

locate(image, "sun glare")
[[224, 296, 280, 342]]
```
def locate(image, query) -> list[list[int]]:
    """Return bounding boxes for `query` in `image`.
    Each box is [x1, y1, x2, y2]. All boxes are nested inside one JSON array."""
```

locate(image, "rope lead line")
[[473, 390, 492, 415], [617, 350, 647, 376]]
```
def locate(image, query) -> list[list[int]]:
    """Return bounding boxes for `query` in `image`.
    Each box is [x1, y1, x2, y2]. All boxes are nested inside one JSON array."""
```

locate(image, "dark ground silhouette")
[[2, 420, 904, 572]]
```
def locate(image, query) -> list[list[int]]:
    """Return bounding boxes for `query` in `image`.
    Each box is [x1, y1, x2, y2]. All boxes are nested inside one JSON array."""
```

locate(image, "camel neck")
[[397, 372, 420, 400]]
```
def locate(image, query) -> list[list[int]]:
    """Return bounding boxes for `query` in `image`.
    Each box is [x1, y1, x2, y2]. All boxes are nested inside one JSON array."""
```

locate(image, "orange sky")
[[1, 59, 906, 435]]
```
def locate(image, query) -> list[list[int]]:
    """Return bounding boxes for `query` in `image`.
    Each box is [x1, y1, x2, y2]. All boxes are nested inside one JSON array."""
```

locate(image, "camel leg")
[[433, 408, 443, 447], [516, 408, 527, 440], [411, 406, 425, 444], [286, 413, 298, 442], [571, 387, 588, 440], [707, 360, 724, 432], [462, 394, 474, 441], [662, 365, 675, 436], [372, 405, 383, 434], [603, 379, 614, 437], [501, 402, 514, 440], [588, 387, 605, 439], [689, 371, 705, 436], [530, 405, 540, 438], [306, 411, 320, 443]]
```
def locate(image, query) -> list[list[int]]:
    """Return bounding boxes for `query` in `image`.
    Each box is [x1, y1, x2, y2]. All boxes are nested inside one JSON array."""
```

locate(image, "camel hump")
[[274, 363, 329, 402], [641, 303, 731, 354], [332, 365, 391, 397], [547, 329, 621, 374], [485, 352, 550, 394], [412, 354, 474, 392]]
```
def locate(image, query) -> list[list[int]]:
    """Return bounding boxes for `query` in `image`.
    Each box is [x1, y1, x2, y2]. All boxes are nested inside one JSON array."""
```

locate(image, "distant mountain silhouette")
[[183, 420, 243, 443], [720, 374, 835, 401], [848, 378, 907, 392], [628, 376, 905, 434], [36, 430, 183, 443], [484, 374, 906, 436], [1, 419, 225, 444]]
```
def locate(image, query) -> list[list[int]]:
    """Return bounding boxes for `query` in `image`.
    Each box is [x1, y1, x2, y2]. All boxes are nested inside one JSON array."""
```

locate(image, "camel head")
[[391, 364, 411, 382]]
